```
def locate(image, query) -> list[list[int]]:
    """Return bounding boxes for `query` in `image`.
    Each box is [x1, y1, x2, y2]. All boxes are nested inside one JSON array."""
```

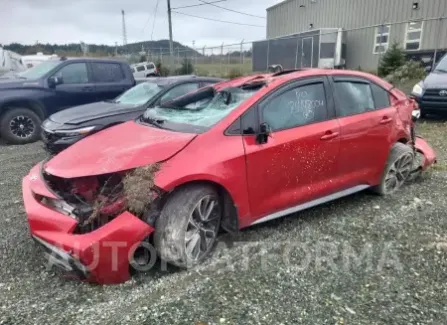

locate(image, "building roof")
[[266, 0, 296, 11]]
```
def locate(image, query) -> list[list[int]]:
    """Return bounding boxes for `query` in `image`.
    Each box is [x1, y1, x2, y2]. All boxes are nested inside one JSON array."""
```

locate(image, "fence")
[[124, 15, 447, 77]]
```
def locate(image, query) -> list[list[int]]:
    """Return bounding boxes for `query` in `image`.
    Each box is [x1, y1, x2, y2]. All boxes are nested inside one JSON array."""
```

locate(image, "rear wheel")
[[0, 108, 42, 144], [154, 185, 222, 268], [372, 143, 414, 195]]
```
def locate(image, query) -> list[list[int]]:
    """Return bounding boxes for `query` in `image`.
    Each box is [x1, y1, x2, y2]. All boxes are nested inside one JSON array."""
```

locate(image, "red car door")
[[330, 76, 397, 188], [243, 77, 342, 225]]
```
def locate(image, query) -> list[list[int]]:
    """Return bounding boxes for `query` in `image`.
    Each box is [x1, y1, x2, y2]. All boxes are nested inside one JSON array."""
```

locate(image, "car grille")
[[422, 89, 447, 100], [41, 129, 63, 143]]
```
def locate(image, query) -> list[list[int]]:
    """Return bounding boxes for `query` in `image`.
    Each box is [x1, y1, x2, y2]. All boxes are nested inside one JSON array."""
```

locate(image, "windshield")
[[20, 60, 60, 79], [115, 82, 163, 105], [434, 55, 447, 73], [141, 86, 260, 132]]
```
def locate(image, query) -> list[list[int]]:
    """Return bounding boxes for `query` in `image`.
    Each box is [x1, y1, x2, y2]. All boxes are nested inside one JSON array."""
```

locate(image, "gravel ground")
[[1, 119, 447, 325]]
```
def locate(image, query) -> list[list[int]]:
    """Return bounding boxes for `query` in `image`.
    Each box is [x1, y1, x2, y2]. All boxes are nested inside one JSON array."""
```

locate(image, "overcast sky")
[[0, 0, 281, 47]]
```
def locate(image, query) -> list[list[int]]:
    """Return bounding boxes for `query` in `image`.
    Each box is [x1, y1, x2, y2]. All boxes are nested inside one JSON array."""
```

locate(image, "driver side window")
[[261, 82, 328, 131], [160, 83, 199, 103], [54, 63, 89, 84]]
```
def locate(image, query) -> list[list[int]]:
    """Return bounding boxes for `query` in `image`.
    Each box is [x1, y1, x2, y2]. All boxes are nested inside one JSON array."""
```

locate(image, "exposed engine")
[[42, 171, 128, 233]]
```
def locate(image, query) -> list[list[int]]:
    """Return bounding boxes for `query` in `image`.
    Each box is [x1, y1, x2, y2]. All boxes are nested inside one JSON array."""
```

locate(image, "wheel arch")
[[0, 99, 46, 120], [163, 178, 239, 234]]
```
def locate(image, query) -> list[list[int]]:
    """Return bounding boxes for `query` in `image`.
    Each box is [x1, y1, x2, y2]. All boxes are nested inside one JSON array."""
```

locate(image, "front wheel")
[[0, 108, 42, 144], [372, 143, 414, 195], [154, 185, 222, 268]]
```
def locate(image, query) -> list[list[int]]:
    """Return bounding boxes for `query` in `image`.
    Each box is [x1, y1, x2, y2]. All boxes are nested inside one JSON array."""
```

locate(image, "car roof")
[[213, 69, 392, 91], [48, 57, 127, 64], [143, 76, 225, 86]]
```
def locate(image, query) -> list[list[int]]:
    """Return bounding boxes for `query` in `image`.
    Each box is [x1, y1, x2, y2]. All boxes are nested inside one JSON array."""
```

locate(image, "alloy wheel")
[[185, 195, 221, 263], [9, 115, 35, 139], [384, 152, 414, 194]]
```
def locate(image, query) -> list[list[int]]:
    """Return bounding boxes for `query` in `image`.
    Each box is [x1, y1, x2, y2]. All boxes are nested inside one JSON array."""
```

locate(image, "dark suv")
[[411, 53, 447, 117], [0, 57, 135, 144]]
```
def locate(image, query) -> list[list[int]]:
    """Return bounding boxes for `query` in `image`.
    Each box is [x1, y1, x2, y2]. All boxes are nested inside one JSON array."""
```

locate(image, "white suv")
[[131, 61, 160, 78]]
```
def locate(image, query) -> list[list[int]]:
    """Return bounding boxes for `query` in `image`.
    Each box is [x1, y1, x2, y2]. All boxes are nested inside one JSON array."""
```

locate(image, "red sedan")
[[23, 69, 436, 284]]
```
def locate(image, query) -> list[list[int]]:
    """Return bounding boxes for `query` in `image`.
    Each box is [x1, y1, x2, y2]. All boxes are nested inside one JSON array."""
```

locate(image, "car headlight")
[[55, 126, 97, 137], [412, 83, 424, 96]]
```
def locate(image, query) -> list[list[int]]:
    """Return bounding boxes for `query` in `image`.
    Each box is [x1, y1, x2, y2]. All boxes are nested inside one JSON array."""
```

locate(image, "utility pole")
[[167, 0, 174, 73], [240, 39, 244, 64]]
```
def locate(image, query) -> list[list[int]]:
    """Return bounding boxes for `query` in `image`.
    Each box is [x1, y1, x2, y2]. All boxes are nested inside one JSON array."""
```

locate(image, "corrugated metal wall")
[[267, 0, 447, 70]]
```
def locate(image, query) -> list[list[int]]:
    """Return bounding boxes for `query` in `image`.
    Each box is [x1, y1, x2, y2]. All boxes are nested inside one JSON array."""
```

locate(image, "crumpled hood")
[[44, 121, 197, 178], [423, 72, 447, 88]]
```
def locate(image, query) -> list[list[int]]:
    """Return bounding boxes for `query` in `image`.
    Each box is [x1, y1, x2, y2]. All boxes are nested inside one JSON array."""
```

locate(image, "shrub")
[[378, 42, 406, 77], [226, 68, 243, 79], [385, 60, 425, 85], [156, 60, 170, 76]]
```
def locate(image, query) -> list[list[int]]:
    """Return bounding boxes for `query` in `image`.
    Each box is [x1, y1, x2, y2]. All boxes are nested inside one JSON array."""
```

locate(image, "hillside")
[[1, 39, 201, 57]]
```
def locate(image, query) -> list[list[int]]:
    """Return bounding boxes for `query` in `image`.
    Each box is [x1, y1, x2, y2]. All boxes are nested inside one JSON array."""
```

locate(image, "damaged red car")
[[23, 69, 436, 284]]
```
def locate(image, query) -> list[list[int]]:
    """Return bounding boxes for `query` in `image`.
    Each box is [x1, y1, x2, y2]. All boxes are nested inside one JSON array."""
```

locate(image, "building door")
[[301, 37, 313, 68]]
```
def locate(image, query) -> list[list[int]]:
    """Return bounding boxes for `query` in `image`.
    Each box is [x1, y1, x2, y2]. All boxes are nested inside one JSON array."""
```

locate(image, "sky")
[[0, 0, 281, 47]]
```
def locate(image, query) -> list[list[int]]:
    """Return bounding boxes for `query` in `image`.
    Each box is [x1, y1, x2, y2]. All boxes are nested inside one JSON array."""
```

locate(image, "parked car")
[[411, 53, 447, 117], [23, 69, 436, 284], [0, 57, 136, 144], [131, 61, 160, 78], [41, 76, 224, 154]]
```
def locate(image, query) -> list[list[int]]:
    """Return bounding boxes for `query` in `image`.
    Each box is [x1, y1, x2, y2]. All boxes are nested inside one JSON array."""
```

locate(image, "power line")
[[172, 0, 227, 10], [197, 0, 265, 19], [150, 0, 160, 40], [171, 11, 265, 27]]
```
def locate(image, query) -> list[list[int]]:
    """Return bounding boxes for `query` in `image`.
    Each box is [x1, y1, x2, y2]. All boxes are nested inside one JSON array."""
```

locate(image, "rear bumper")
[[23, 167, 155, 284], [415, 136, 437, 170]]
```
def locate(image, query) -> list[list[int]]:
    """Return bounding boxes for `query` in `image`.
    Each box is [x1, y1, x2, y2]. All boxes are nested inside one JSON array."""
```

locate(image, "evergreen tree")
[[378, 42, 406, 77]]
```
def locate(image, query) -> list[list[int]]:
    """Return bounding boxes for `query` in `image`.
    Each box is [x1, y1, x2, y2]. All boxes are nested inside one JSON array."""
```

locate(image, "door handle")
[[320, 131, 339, 141], [380, 116, 393, 124]]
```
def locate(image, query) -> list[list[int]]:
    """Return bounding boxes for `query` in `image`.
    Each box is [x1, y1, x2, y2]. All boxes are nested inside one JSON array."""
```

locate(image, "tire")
[[372, 142, 414, 195], [0, 108, 42, 144], [420, 109, 427, 118], [154, 184, 222, 268]]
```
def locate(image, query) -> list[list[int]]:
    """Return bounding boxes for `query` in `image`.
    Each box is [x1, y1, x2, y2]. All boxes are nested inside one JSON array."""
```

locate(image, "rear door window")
[[146, 64, 155, 70], [370, 83, 391, 109], [91, 62, 125, 82], [333, 81, 375, 117]]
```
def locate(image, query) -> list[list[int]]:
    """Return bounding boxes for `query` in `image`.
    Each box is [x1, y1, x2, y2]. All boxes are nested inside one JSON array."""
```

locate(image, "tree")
[[378, 42, 406, 77], [176, 57, 194, 75], [139, 55, 147, 63]]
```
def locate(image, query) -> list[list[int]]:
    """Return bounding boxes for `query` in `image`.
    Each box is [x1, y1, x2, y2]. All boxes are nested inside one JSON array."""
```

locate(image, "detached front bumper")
[[22, 165, 155, 284]]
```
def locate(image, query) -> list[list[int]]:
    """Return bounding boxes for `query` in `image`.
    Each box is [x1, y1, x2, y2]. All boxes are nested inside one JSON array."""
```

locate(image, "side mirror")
[[257, 122, 272, 144], [424, 65, 432, 74], [48, 76, 62, 88]]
